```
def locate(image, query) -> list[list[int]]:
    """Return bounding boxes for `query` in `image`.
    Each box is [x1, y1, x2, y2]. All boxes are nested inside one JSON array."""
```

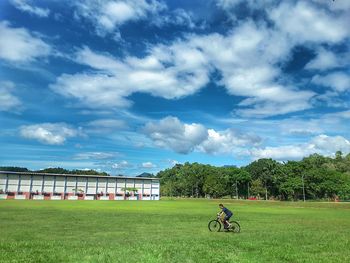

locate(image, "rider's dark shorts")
[[224, 214, 232, 221]]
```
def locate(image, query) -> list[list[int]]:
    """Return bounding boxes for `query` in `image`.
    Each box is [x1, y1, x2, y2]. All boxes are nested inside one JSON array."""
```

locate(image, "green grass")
[[0, 199, 349, 263]]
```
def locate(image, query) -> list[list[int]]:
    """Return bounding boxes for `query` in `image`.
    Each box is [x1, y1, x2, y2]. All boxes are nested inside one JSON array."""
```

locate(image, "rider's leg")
[[225, 215, 232, 228], [223, 217, 229, 229]]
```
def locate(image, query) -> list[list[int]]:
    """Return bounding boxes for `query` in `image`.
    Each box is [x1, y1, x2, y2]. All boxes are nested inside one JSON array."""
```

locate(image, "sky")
[[0, 0, 350, 175]]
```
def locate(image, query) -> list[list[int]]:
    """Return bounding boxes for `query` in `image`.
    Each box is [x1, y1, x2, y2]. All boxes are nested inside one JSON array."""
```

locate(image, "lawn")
[[0, 199, 349, 263]]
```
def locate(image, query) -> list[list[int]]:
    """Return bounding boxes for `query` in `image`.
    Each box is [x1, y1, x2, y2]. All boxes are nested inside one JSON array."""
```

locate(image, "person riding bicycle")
[[218, 204, 233, 230]]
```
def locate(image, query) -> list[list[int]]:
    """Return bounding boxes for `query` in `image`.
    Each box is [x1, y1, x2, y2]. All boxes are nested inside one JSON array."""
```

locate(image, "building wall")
[[0, 172, 160, 200]]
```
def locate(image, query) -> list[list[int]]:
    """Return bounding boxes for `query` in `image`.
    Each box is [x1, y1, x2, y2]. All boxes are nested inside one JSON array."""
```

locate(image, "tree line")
[[0, 167, 109, 177], [157, 152, 350, 201], [2, 151, 350, 200]]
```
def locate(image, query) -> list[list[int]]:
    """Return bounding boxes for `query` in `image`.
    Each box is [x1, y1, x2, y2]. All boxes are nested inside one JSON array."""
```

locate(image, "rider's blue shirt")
[[222, 207, 233, 217]]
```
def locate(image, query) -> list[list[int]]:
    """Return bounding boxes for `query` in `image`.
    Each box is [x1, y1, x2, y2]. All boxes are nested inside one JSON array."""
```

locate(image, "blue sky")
[[0, 0, 350, 175]]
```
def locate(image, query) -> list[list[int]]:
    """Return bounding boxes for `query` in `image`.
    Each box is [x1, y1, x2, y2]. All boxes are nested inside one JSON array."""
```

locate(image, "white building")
[[0, 171, 160, 200]]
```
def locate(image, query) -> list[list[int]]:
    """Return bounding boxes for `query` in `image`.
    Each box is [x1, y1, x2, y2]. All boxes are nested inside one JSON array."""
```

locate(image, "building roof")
[[0, 171, 159, 181]]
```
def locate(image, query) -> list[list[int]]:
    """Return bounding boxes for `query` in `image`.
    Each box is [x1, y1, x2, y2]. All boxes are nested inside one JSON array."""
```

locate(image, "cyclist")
[[218, 204, 233, 230]]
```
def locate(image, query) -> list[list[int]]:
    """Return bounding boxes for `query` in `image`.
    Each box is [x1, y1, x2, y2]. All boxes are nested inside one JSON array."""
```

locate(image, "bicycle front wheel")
[[208, 220, 221, 232], [229, 221, 240, 233]]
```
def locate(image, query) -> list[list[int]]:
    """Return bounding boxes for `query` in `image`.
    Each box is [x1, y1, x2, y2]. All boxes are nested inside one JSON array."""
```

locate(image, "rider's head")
[[219, 204, 224, 208]]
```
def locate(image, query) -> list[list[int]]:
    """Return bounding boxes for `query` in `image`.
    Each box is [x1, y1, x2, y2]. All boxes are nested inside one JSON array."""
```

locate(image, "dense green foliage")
[[0, 166, 109, 176], [0, 166, 30, 172], [1, 152, 349, 200], [0, 200, 349, 263], [157, 152, 350, 200]]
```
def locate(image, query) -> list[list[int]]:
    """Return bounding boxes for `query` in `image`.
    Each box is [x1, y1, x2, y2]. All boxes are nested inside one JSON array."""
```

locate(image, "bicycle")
[[208, 214, 241, 233]]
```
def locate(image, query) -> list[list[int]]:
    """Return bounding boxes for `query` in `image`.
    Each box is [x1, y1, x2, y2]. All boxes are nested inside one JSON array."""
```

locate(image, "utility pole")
[[265, 183, 268, 200], [302, 174, 306, 202], [247, 181, 250, 199]]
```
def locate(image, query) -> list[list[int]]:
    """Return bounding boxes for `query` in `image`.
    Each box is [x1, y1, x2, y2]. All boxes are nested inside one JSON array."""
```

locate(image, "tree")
[[250, 179, 265, 199], [245, 159, 281, 200], [0, 167, 29, 172], [203, 170, 228, 198]]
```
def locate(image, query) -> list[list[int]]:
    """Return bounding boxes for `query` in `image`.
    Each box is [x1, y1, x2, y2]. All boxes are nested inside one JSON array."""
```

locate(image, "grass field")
[[0, 199, 349, 263]]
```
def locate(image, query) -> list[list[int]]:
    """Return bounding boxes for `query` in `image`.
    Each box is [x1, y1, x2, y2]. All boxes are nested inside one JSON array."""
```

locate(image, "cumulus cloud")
[[112, 160, 132, 169], [0, 21, 51, 63], [73, 0, 199, 37], [143, 116, 261, 154], [251, 145, 315, 161], [52, 22, 311, 116], [0, 81, 21, 112], [73, 0, 165, 35], [143, 116, 208, 154], [250, 134, 350, 160], [199, 128, 261, 155], [19, 123, 81, 145], [51, 44, 210, 108], [10, 0, 50, 18], [312, 72, 350, 92], [51, 73, 132, 108], [311, 134, 350, 154], [51, 1, 349, 117]]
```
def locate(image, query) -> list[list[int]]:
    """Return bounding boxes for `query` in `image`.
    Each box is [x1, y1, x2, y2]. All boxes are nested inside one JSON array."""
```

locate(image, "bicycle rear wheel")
[[229, 221, 240, 233], [208, 220, 221, 232]]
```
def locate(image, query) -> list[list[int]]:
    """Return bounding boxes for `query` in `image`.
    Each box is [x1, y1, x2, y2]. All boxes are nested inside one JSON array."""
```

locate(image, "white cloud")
[[235, 96, 314, 118], [189, 21, 315, 117], [324, 110, 350, 120], [143, 116, 208, 154], [270, 1, 349, 44], [10, 0, 50, 18], [250, 134, 350, 160], [0, 81, 21, 112], [167, 159, 179, 166], [50, 73, 132, 108], [53, 1, 349, 118], [152, 8, 197, 29], [276, 110, 350, 138], [311, 0, 350, 11], [112, 160, 131, 169], [216, 0, 276, 12], [143, 116, 261, 155], [141, 162, 156, 168], [87, 119, 126, 129], [312, 134, 350, 154], [312, 72, 350, 92], [74, 152, 119, 160], [73, 0, 165, 35], [0, 21, 51, 63], [251, 145, 315, 161], [279, 119, 323, 135], [19, 123, 81, 145], [314, 90, 349, 108], [73, 0, 199, 36], [199, 128, 261, 155], [305, 48, 341, 71], [54, 23, 309, 117], [51, 44, 210, 108], [86, 119, 127, 133]]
